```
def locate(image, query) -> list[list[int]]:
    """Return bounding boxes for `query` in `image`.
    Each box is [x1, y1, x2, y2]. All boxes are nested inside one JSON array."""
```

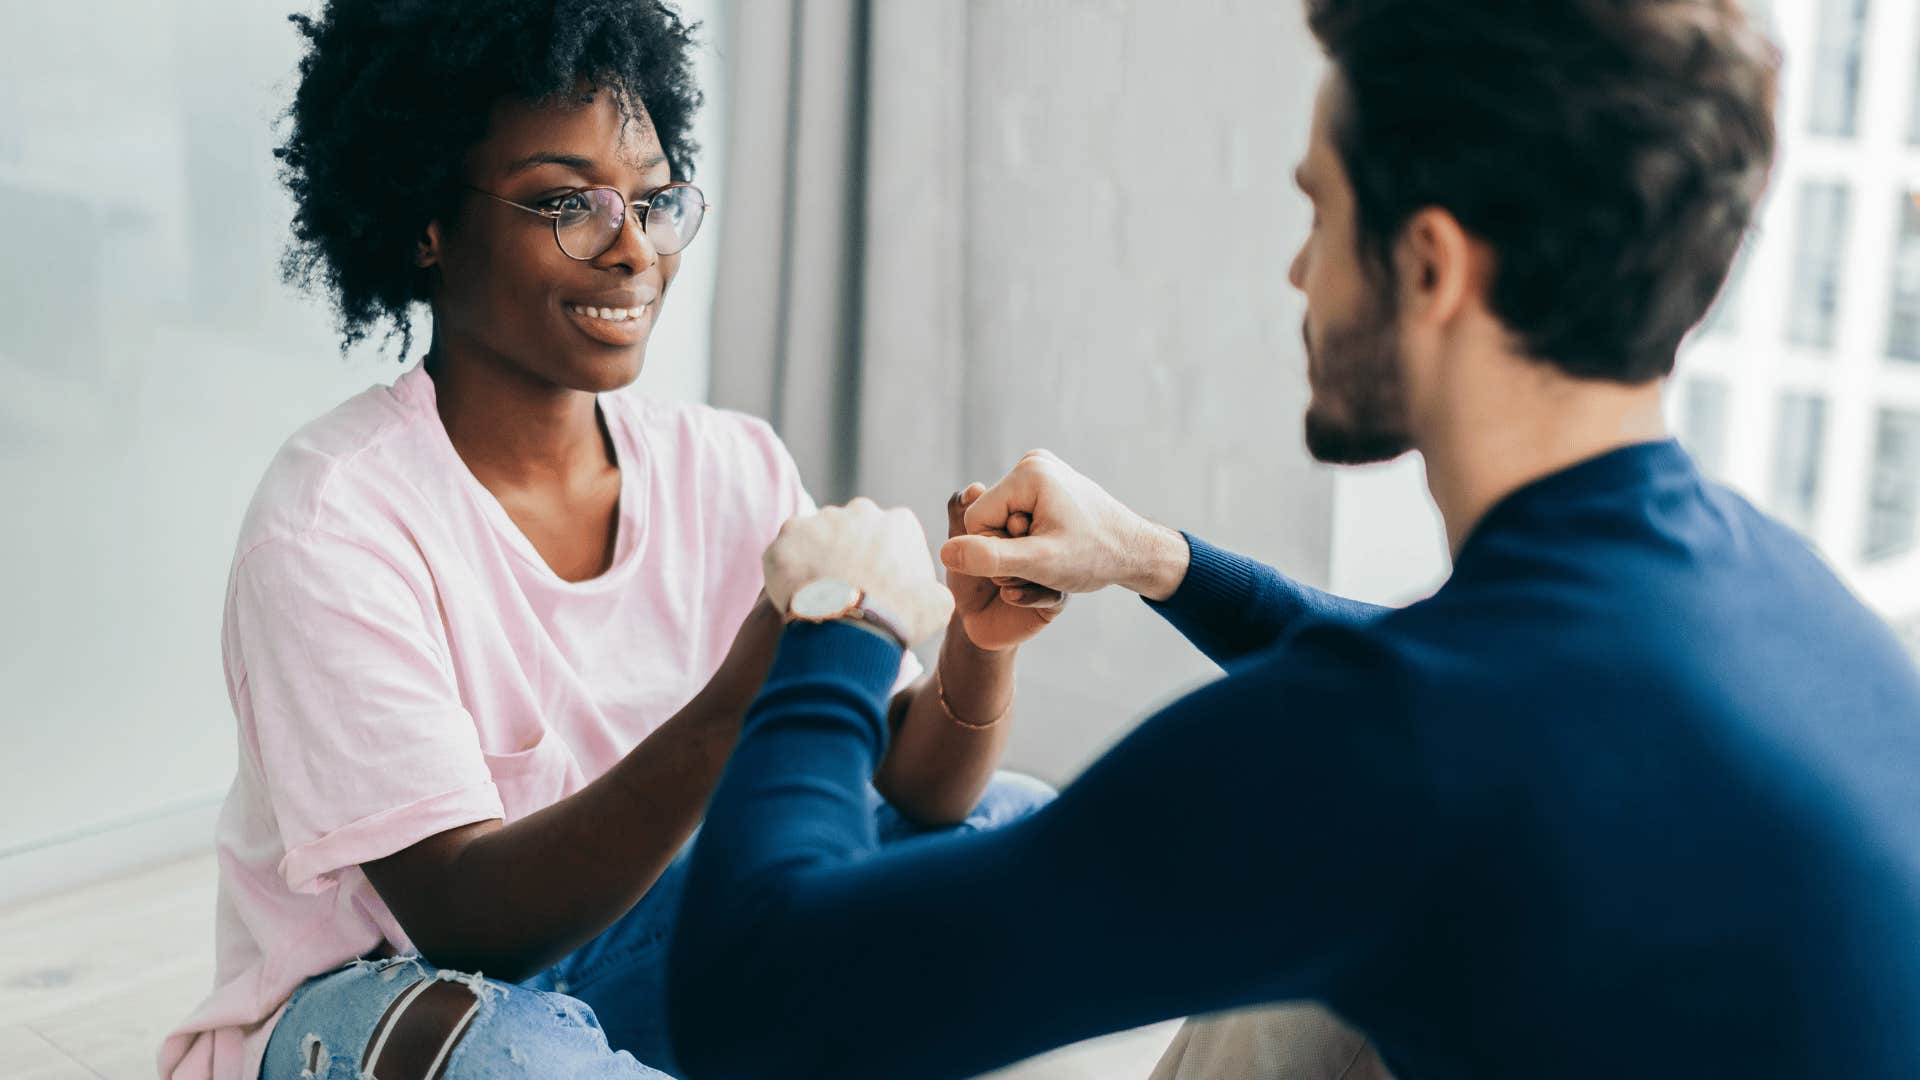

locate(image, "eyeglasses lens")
[[553, 186, 706, 259]]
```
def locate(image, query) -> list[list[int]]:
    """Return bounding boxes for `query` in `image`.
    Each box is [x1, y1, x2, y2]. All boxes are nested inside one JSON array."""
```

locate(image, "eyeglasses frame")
[[464, 181, 712, 260]]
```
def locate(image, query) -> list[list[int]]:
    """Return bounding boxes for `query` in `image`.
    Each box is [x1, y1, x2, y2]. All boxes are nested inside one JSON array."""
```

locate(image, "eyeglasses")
[[466, 182, 710, 260]]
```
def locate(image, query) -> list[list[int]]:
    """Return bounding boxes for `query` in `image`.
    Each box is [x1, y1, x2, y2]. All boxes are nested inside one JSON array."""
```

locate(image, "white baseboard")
[[0, 795, 222, 909]]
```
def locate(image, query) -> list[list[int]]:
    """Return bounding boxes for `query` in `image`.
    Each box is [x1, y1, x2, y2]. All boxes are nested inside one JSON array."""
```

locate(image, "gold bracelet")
[[934, 667, 1009, 730]]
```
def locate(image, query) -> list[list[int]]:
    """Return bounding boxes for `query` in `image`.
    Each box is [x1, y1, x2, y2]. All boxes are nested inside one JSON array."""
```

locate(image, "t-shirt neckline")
[[398, 362, 649, 592]]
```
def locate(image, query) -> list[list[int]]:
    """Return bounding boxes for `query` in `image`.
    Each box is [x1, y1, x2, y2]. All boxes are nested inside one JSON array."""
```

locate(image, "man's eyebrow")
[[504, 151, 595, 175]]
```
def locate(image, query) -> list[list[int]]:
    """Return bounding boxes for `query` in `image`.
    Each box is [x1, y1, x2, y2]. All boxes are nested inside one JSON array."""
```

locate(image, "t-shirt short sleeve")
[[231, 533, 504, 894]]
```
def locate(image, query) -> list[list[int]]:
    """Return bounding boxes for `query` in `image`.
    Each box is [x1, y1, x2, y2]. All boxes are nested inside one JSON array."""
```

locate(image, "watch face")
[[790, 578, 861, 620]]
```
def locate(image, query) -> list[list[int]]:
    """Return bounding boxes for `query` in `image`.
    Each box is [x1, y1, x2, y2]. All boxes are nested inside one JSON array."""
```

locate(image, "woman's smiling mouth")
[[565, 295, 659, 346]]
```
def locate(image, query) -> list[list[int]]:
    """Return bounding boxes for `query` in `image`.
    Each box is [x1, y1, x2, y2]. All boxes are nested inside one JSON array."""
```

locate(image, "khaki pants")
[[1148, 1004, 1393, 1080]]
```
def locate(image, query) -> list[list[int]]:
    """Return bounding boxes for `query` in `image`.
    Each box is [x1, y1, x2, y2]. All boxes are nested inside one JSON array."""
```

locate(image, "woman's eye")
[[543, 193, 590, 215]]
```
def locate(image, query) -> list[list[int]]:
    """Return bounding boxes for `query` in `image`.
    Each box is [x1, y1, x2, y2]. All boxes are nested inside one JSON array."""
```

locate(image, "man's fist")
[[939, 450, 1189, 601]]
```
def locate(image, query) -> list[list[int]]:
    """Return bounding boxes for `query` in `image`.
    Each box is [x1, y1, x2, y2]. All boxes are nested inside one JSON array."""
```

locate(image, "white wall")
[[1330, 458, 1449, 606], [0, 0, 727, 902], [852, 1, 1338, 784]]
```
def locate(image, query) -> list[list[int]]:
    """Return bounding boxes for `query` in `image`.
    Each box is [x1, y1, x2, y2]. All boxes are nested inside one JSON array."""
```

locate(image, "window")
[[1787, 181, 1852, 349], [1808, 0, 1869, 138], [1701, 248, 1750, 338], [1674, 4, 1920, 659], [1770, 392, 1828, 532], [1864, 409, 1920, 562], [1888, 193, 1920, 362], [1681, 378, 1733, 477]]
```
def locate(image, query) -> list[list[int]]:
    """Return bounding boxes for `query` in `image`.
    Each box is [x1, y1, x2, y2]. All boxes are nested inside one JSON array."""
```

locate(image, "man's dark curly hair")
[[1307, 0, 1777, 383], [276, 0, 703, 354]]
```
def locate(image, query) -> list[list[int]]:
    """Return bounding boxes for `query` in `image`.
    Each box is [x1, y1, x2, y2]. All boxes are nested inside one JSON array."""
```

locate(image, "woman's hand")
[[945, 483, 1067, 652], [763, 499, 955, 648]]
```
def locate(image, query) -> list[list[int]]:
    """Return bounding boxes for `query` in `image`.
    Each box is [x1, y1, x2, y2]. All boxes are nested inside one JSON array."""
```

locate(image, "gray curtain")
[[712, 0, 870, 502], [710, 1, 970, 512]]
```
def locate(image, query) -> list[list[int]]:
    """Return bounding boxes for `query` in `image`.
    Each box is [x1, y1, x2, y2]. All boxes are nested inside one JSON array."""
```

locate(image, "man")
[[668, 2, 1920, 1077]]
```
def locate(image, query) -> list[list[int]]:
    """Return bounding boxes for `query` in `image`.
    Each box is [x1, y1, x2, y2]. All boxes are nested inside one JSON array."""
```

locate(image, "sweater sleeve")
[[1146, 533, 1392, 666], [668, 619, 1439, 1080]]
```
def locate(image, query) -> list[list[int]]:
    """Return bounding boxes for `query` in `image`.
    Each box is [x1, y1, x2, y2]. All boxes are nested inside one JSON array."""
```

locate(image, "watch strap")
[[843, 601, 909, 651]]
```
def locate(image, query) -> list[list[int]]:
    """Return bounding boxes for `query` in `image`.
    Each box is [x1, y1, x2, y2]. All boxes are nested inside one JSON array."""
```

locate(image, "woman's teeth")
[[570, 304, 647, 322]]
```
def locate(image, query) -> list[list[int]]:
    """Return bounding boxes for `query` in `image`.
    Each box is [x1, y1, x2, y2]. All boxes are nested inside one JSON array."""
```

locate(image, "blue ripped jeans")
[[261, 773, 1054, 1078]]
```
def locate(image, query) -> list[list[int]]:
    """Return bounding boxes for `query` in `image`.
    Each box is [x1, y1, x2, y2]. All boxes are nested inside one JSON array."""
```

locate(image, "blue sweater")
[[669, 441, 1920, 1079]]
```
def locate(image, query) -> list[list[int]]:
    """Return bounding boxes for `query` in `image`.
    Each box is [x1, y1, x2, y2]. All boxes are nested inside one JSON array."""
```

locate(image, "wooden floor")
[[0, 855, 218, 1079], [0, 853, 1174, 1079]]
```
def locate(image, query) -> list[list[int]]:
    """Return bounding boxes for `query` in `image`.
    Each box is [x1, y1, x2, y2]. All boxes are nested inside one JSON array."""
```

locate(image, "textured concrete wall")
[[858, 1, 1333, 781]]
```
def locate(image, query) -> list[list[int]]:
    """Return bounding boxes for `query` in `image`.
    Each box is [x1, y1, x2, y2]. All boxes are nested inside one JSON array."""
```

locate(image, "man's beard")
[[1301, 298, 1414, 466]]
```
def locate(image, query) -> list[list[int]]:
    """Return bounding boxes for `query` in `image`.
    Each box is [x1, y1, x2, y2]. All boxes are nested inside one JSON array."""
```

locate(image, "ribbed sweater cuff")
[[761, 620, 905, 705], [1146, 533, 1259, 618]]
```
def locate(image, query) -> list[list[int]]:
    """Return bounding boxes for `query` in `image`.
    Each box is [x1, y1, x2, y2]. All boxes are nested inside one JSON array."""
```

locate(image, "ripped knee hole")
[[358, 974, 487, 1079]]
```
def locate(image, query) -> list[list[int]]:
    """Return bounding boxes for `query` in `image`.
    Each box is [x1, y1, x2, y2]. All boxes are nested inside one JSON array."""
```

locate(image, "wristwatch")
[[787, 578, 909, 649]]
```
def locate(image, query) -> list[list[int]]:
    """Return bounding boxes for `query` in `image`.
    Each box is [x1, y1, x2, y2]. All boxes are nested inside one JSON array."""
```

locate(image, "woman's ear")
[[414, 220, 444, 269]]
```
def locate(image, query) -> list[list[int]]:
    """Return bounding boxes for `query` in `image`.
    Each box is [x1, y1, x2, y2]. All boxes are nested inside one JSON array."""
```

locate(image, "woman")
[[159, 3, 1059, 1077]]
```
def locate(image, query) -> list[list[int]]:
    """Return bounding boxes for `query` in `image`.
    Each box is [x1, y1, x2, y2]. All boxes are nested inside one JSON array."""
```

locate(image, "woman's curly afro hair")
[[276, 0, 703, 354]]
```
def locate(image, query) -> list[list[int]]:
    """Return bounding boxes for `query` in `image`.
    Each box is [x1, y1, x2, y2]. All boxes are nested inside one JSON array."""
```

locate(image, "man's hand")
[[939, 449, 1191, 602], [945, 483, 1067, 652], [764, 498, 955, 648]]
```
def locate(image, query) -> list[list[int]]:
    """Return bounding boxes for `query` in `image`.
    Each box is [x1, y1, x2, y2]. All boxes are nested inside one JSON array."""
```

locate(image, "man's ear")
[[415, 219, 445, 269], [1394, 207, 1478, 329]]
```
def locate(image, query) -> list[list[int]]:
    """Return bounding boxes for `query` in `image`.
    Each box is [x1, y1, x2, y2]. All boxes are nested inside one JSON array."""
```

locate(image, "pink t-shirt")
[[159, 364, 918, 1079]]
